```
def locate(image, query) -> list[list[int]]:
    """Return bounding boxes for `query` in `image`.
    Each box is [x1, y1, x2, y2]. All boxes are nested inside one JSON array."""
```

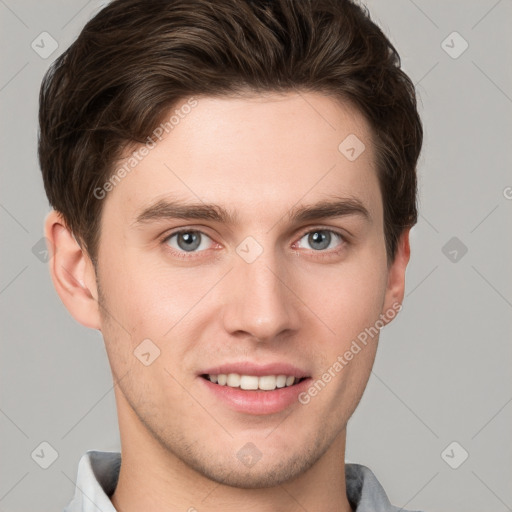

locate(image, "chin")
[[196, 457, 311, 489], [179, 435, 329, 489]]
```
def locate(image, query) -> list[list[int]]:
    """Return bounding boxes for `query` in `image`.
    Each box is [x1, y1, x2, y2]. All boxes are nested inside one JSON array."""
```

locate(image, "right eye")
[[163, 230, 215, 253]]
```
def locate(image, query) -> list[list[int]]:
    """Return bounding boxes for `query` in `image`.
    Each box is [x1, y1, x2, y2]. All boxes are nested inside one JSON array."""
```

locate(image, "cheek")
[[97, 237, 234, 394], [298, 264, 385, 421], [299, 258, 387, 343], [97, 249, 219, 355]]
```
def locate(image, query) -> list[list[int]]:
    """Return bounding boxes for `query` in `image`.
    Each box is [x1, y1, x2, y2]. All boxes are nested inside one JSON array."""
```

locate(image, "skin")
[[45, 92, 410, 512]]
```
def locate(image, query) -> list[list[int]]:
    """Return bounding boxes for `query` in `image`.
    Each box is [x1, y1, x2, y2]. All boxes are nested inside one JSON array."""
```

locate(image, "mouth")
[[197, 362, 312, 414], [200, 373, 309, 391], [199, 372, 312, 415]]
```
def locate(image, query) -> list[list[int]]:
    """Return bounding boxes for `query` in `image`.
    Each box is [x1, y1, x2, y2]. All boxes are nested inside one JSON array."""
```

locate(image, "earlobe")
[[44, 210, 102, 330], [381, 228, 411, 325]]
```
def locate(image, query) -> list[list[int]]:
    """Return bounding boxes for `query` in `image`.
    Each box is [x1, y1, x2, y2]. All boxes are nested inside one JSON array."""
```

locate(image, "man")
[[38, 0, 423, 510]]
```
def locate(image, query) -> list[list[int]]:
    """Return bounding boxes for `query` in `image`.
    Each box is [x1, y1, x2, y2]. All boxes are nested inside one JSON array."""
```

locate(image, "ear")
[[44, 210, 101, 330], [381, 228, 411, 325]]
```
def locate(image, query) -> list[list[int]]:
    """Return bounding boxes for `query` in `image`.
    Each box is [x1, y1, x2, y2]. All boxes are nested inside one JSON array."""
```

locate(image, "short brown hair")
[[38, 0, 422, 266]]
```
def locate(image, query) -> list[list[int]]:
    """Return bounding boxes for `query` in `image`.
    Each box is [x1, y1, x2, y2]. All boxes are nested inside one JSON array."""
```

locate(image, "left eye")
[[165, 230, 213, 252], [295, 229, 344, 251]]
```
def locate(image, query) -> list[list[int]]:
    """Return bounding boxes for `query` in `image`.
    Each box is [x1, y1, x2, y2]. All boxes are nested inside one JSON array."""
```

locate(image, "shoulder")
[[345, 463, 426, 512]]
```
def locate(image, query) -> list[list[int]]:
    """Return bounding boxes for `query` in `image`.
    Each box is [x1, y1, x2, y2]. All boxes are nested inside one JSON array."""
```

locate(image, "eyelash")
[[160, 227, 349, 260]]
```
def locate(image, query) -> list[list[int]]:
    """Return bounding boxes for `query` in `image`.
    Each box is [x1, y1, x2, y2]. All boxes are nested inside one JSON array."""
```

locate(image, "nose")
[[221, 252, 301, 342]]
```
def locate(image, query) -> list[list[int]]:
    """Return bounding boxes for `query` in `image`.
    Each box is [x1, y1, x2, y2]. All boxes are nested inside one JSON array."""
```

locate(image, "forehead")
[[102, 92, 381, 228]]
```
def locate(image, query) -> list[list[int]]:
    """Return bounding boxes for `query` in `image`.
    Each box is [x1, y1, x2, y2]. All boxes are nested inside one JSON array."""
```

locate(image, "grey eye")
[[308, 231, 331, 250], [297, 230, 342, 251], [167, 231, 212, 252]]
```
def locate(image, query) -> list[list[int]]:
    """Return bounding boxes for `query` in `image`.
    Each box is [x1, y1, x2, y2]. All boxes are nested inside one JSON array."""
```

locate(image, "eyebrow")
[[132, 196, 371, 227]]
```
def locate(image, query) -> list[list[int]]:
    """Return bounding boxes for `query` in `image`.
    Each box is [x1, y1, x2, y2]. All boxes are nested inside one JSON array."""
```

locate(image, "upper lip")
[[199, 362, 310, 378]]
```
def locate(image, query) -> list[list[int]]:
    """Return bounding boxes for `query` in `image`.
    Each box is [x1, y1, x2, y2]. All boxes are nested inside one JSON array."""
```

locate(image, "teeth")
[[260, 375, 279, 390], [240, 375, 259, 390], [227, 373, 240, 387], [276, 375, 287, 388], [207, 373, 301, 391]]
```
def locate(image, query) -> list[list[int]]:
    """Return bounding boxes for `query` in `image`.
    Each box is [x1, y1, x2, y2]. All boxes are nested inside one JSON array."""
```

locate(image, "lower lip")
[[199, 376, 312, 415]]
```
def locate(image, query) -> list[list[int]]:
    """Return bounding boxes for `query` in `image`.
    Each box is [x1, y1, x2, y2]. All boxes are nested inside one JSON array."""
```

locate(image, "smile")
[[201, 373, 307, 391]]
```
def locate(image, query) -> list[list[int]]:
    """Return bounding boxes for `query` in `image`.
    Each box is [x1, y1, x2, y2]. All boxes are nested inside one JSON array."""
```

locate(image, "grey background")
[[1, 1, 511, 511]]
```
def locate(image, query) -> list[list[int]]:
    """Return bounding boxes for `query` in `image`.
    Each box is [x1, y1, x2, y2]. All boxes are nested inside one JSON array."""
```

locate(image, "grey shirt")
[[63, 450, 423, 512]]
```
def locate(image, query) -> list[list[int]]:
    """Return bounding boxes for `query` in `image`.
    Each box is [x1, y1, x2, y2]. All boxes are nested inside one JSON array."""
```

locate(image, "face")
[[92, 92, 405, 487]]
